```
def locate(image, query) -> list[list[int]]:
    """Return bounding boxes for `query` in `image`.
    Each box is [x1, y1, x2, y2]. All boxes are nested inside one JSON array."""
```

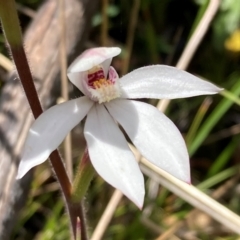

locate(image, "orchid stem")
[[69, 201, 88, 240], [0, 0, 71, 200], [79, 201, 88, 240], [72, 149, 95, 203], [0, 0, 76, 230], [71, 149, 95, 239]]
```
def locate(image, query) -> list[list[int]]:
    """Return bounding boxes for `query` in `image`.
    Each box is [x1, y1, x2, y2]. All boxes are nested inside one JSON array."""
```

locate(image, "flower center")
[[87, 65, 121, 103]]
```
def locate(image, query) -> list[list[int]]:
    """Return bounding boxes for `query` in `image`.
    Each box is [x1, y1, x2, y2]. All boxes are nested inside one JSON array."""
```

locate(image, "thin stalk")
[[59, 0, 73, 181], [189, 78, 240, 155], [0, 53, 13, 71], [91, 190, 123, 240], [206, 137, 240, 178], [185, 97, 212, 146], [0, 1, 84, 239], [220, 88, 240, 106], [79, 201, 88, 240], [140, 157, 240, 235], [71, 149, 94, 240], [157, 0, 220, 112], [72, 149, 95, 203], [101, 0, 108, 46], [121, 0, 140, 75], [0, 0, 71, 201], [69, 202, 88, 240]]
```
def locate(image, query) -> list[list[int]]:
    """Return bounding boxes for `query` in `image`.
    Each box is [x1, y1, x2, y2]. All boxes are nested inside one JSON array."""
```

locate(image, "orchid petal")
[[120, 65, 222, 99], [17, 97, 93, 179], [67, 47, 121, 91], [108, 66, 119, 83], [84, 104, 145, 208], [106, 99, 190, 183], [68, 47, 121, 72]]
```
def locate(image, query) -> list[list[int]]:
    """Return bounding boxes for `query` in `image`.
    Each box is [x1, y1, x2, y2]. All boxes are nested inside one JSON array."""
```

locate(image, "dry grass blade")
[[157, 0, 220, 112], [91, 190, 123, 240], [101, 0, 108, 46], [177, 0, 220, 70], [206, 123, 240, 144], [140, 157, 240, 235], [0, 53, 13, 71], [58, 0, 73, 181], [156, 174, 240, 240], [121, 0, 140, 75], [16, 3, 36, 18]]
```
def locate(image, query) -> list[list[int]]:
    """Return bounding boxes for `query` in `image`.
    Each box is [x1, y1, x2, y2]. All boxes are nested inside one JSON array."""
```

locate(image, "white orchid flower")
[[16, 47, 221, 208]]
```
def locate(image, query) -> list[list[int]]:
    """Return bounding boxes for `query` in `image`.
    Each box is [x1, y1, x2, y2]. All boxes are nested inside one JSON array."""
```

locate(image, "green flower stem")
[[0, 0, 22, 47], [72, 149, 95, 203], [69, 201, 88, 240], [71, 149, 95, 240]]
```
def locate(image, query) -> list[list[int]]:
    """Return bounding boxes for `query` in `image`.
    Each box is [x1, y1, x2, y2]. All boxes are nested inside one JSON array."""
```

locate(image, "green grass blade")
[[186, 97, 212, 146], [207, 136, 240, 178], [189, 74, 240, 156], [198, 166, 238, 190]]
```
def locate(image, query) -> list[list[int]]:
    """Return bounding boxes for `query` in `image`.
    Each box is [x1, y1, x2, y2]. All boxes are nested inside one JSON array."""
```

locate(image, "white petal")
[[68, 47, 121, 72], [17, 97, 93, 179], [120, 65, 222, 99], [84, 104, 145, 208], [67, 47, 121, 91], [106, 99, 190, 183]]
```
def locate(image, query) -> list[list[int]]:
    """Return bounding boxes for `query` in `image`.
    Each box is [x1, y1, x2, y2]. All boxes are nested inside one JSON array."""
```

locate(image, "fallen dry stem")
[[155, 174, 240, 240], [140, 157, 240, 235]]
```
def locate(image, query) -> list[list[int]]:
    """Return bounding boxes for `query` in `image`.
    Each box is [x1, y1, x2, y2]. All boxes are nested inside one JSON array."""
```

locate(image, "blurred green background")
[[1, 0, 240, 239]]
